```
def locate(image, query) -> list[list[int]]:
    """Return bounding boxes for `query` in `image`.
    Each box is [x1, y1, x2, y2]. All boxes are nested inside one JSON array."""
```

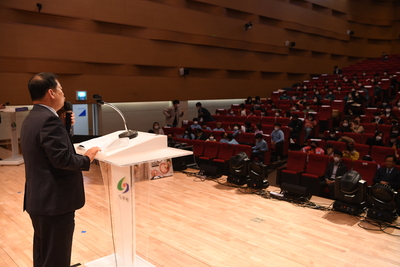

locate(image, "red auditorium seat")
[[360, 123, 377, 134], [212, 143, 236, 175], [191, 140, 205, 157], [173, 127, 185, 138], [340, 132, 363, 144], [353, 160, 378, 186], [377, 124, 392, 137], [370, 146, 395, 165], [277, 151, 308, 185], [300, 154, 330, 196], [318, 105, 333, 130], [239, 132, 256, 146], [327, 140, 347, 151], [248, 116, 262, 124], [354, 143, 371, 159], [198, 141, 220, 166], [262, 134, 272, 166], [261, 117, 276, 125], [233, 144, 252, 158], [216, 109, 227, 115], [276, 117, 290, 126], [341, 157, 353, 171], [362, 133, 375, 145]]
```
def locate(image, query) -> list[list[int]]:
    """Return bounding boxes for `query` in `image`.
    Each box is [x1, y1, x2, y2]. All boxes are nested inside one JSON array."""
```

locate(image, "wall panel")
[[0, 0, 398, 105]]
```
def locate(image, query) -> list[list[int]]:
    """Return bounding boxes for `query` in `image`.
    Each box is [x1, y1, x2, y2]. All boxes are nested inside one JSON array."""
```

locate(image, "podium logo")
[[117, 177, 129, 194]]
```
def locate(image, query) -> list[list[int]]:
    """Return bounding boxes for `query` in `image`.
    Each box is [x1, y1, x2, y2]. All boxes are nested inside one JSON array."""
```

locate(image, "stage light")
[[367, 183, 398, 222], [333, 170, 367, 215], [247, 161, 269, 189], [244, 22, 252, 31], [227, 152, 249, 185]]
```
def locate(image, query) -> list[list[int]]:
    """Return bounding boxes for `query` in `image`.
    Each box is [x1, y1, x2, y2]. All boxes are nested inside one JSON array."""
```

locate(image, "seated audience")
[[371, 111, 384, 125], [279, 91, 291, 100], [386, 133, 400, 149], [342, 144, 359, 161], [304, 113, 317, 141], [227, 109, 236, 116], [220, 133, 239, 145], [320, 151, 348, 199], [191, 118, 202, 130], [338, 119, 352, 133], [213, 122, 225, 132], [325, 143, 335, 157], [182, 127, 195, 140], [366, 131, 385, 148], [350, 119, 364, 134], [152, 122, 164, 135], [373, 155, 400, 191], [254, 123, 263, 135], [201, 123, 212, 131], [206, 133, 216, 142], [288, 114, 303, 143], [303, 103, 314, 113], [241, 121, 254, 133], [239, 103, 247, 116], [324, 129, 339, 141], [324, 91, 335, 101], [245, 96, 253, 105], [301, 141, 325, 155], [271, 123, 285, 162], [251, 133, 268, 162], [195, 129, 208, 141]]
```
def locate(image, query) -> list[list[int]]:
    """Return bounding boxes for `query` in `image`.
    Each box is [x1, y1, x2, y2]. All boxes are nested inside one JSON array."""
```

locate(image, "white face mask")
[[386, 109, 391, 113], [330, 134, 335, 138], [154, 126, 159, 130], [334, 157, 340, 163], [234, 127, 239, 130], [376, 136, 382, 141], [230, 111, 234, 114], [355, 93, 359, 97], [343, 123, 348, 127], [375, 116, 380, 120], [194, 121, 198, 125], [275, 113, 280, 117], [209, 137, 215, 141], [274, 127, 279, 131]]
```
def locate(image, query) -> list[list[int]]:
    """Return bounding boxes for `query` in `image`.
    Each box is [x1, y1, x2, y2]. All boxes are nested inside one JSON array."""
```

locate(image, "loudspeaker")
[[347, 30, 354, 35], [281, 182, 311, 199], [179, 68, 189, 76], [285, 41, 296, 47]]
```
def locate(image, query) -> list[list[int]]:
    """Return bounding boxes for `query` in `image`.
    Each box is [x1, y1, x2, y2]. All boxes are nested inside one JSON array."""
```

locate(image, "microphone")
[[93, 94, 138, 139], [64, 101, 73, 135]]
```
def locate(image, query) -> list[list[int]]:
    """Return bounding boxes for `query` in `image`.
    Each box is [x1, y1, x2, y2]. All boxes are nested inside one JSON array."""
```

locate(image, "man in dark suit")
[[373, 155, 400, 191], [320, 150, 348, 199], [333, 65, 343, 75], [196, 102, 214, 122], [21, 72, 101, 267]]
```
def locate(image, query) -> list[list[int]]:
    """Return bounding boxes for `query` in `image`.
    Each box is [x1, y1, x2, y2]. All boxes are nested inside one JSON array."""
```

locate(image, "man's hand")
[[84, 147, 102, 162], [326, 180, 335, 185], [60, 111, 76, 126]]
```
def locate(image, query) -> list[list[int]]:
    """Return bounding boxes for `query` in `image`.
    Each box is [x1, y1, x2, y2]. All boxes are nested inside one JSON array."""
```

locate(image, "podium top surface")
[[75, 131, 192, 167]]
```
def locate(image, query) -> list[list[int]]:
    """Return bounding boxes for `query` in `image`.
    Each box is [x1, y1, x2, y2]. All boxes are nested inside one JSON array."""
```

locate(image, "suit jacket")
[[163, 106, 183, 126], [373, 167, 400, 190], [198, 107, 214, 122], [21, 105, 90, 216], [324, 161, 348, 181]]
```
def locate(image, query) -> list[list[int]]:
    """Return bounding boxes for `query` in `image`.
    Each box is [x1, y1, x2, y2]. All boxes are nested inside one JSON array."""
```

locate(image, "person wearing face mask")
[[304, 113, 317, 141], [220, 133, 238, 145], [227, 108, 236, 116], [324, 91, 335, 101], [195, 129, 208, 141], [152, 122, 164, 135], [343, 144, 360, 161], [241, 121, 253, 133], [338, 119, 352, 133], [301, 141, 324, 155], [254, 123, 263, 135], [260, 108, 268, 117], [312, 96, 322, 106], [324, 129, 339, 141], [366, 131, 385, 148], [163, 100, 185, 127], [383, 106, 394, 120], [196, 102, 214, 122], [239, 103, 247, 116], [182, 127, 195, 140], [371, 111, 384, 125], [373, 81, 383, 102], [206, 133, 217, 142], [271, 123, 285, 162], [321, 151, 348, 199], [313, 91, 322, 101], [302, 103, 315, 114], [359, 85, 370, 101], [390, 125, 400, 138], [350, 119, 364, 134], [230, 123, 241, 138], [190, 118, 202, 131], [386, 133, 400, 150]]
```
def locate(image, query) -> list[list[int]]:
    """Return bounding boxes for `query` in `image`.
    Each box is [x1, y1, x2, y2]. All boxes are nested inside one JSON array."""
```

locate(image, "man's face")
[[385, 157, 395, 169], [53, 80, 65, 111]]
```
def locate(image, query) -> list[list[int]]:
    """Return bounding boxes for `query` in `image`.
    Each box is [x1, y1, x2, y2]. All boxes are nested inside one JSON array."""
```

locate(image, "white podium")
[[0, 107, 29, 165], [76, 131, 192, 267]]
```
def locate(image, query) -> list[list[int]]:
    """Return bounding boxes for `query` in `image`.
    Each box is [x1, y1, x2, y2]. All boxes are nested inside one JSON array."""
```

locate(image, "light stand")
[[93, 94, 138, 139]]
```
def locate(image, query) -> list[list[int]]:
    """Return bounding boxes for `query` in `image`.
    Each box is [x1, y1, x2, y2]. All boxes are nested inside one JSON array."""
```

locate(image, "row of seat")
[[277, 151, 393, 197]]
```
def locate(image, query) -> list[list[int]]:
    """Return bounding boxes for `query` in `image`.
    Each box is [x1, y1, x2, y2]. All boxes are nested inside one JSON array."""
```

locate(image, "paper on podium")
[[75, 131, 193, 167]]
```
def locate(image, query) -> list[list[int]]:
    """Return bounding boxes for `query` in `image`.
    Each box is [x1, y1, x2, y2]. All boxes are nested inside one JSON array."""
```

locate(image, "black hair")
[[386, 155, 396, 162], [333, 150, 343, 157], [255, 133, 263, 139], [28, 72, 58, 101], [172, 100, 180, 105], [274, 122, 281, 127], [196, 102, 202, 107]]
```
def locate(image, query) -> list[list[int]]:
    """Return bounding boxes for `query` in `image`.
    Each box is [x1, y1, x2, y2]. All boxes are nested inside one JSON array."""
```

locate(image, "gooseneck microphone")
[[93, 94, 138, 139], [64, 101, 73, 136]]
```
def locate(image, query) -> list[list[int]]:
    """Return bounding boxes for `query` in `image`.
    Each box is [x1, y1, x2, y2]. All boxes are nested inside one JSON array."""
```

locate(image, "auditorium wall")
[[0, 0, 399, 106]]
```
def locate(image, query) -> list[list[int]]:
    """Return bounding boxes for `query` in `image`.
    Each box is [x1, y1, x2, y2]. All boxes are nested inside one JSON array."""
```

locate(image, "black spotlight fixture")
[[244, 21, 252, 31], [347, 30, 354, 36], [36, 3, 42, 12], [247, 161, 269, 189], [227, 152, 250, 185], [333, 170, 367, 215], [367, 183, 398, 222]]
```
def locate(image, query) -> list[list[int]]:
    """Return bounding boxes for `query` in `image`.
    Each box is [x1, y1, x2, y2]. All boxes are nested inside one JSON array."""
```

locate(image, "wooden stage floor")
[[1, 162, 400, 267]]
